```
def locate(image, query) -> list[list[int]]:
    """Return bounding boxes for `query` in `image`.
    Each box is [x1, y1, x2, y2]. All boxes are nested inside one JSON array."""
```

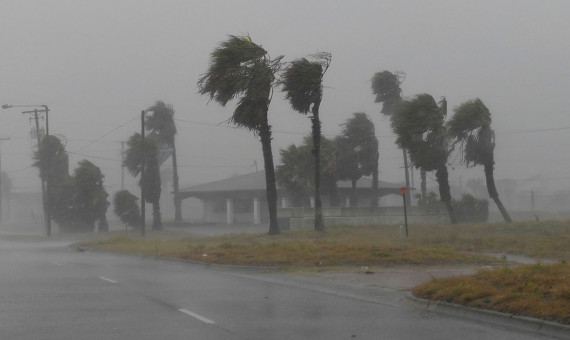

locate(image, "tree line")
[[32, 34, 511, 234]]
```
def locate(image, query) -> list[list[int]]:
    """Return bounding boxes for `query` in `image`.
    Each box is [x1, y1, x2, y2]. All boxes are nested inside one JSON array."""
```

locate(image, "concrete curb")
[[406, 293, 570, 340]]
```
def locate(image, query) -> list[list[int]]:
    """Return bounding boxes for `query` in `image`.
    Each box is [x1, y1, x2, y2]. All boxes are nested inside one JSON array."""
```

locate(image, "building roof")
[[179, 171, 401, 200]]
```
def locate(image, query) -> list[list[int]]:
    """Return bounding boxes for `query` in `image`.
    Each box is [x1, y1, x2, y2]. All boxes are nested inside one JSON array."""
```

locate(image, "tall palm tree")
[[448, 98, 512, 222], [198, 35, 282, 235], [145, 101, 181, 222], [340, 112, 379, 207], [392, 94, 457, 224], [281, 53, 331, 232], [124, 133, 162, 230], [371, 71, 417, 206]]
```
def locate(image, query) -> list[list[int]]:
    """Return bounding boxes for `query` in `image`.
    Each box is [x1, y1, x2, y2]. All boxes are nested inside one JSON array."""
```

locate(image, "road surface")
[[0, 237, 562, 339]]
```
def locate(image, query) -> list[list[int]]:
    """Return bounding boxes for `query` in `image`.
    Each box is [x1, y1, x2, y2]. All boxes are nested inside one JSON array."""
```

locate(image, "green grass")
[[412, 262, 570, 325]]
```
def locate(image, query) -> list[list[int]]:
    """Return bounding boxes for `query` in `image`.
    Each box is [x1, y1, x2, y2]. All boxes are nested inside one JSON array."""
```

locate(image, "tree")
[[198, 35, 282, 235], [392, 94, 457, 224], [334, 135, 360, 205], [33, 137, 110, 232], [371, 71, 403, 116], [33, 135, 69, 188], [371, 71, 418, 205], [145, 101, 181, 222], [33, 135, 69, 229], [71, 160, 109, 232], [113, 190, 140, 228], [281, 53, 331, 232], [339, 112, 379, 207], [123, 133, 162, 230], [448, 98, 512, 222], [276, 136, 338, 207]]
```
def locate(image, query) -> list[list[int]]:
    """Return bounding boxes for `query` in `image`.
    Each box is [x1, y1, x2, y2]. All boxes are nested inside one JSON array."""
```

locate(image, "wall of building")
[[277, 206, 449, 230]]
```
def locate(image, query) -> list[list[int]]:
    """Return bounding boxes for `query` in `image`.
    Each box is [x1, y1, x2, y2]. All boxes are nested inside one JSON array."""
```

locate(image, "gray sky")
[[1, 0, 569, 197]]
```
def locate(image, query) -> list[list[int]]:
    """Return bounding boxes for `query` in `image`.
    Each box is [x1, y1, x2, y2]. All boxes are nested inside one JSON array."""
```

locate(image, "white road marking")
[[178, 309, 216, 324], [49, 261, 62, 266], [99, 276, 118, 284]]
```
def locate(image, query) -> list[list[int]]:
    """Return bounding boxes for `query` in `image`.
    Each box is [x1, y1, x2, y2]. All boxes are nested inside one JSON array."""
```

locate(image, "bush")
[[113, 190, 140, 229], [453, 193, 489, 223]]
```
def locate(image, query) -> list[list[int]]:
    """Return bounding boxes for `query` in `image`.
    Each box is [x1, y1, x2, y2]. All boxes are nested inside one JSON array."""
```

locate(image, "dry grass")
[[412, 262, 570, 324], [78, 219, 570, 267]]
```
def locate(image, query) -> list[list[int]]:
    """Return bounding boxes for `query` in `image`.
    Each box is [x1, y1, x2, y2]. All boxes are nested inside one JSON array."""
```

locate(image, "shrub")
[[453, 193, 489, 223]]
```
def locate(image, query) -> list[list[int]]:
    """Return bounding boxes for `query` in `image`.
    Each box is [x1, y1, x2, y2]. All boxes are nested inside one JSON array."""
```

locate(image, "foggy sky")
[[1, 0, 569, 198]]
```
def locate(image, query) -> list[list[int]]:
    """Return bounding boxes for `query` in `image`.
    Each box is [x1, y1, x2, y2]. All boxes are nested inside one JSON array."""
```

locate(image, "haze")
[[1, 0, 568, 210]]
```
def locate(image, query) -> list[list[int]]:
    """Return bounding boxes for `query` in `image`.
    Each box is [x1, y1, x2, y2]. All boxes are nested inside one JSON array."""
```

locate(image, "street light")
[[2, 104, 51, 237]]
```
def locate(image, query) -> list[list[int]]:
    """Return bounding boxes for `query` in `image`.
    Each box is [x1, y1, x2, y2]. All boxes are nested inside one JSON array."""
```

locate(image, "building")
[[179, 171, 402, 225]]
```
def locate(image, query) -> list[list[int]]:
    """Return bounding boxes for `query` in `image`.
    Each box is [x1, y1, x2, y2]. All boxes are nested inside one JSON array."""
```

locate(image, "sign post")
[[400, 187, 409, 237]]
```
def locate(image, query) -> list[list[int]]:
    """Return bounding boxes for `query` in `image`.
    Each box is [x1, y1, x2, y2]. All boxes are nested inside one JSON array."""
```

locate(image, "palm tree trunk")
[[371, 150, 379, 207], [171, 142, 182, 222], [351, 178, 358, 207], [259, 119, 280, 235], [484, 162, 512, 222], [436, 165, 457, 224], [98, 215, 109, 232], [402, 148, 412, 207], [152, 200, 162, 230], [311, 108, 324, 232]]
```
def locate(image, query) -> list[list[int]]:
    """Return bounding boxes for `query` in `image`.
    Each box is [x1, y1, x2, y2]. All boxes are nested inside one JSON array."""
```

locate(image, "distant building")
[[178, 171, 401, 225]]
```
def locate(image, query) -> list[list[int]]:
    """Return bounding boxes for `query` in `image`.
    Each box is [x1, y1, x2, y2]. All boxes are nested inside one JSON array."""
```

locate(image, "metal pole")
[[121, 141, 125, 190], [0, 138, 9, 225], [140, 110, 146, 237], [402, 192, 408, 237], [42, 105, 51, 237]]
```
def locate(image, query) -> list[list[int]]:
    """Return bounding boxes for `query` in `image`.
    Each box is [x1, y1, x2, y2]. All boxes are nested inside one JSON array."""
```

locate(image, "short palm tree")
[[281, 53, 331, 232], [124, 133, 162, 230], [340, 112, 379, 207], [145, 101, 181, 221], [448, 98, 512, 222], [198, 35, 282, 235], [392, 94, 457, 224]]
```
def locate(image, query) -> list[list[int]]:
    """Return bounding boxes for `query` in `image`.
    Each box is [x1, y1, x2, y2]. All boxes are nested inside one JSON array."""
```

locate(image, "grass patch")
[[75, 220, 570, 268], [412, 262, 570, 325]]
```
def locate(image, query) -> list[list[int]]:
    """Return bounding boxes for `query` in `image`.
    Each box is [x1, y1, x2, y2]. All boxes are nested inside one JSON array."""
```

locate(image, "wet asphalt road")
[[0, 237, 561, 340]]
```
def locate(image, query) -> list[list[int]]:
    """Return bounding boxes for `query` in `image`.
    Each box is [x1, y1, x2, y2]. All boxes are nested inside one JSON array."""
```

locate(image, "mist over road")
[[0, 238, 555, 339]]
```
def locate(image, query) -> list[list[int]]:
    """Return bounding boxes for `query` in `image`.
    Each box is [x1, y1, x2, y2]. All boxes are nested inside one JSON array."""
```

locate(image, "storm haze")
[[1, 0, 568, 210]]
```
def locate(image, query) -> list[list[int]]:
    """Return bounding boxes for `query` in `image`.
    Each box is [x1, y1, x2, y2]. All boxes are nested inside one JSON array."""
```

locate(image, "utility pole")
[[25, 108, 50, 237], [140, 110, 146, 237], [0, 138, 10, 226], [121, 141, 125, 190], [2, 104, 51, 237]]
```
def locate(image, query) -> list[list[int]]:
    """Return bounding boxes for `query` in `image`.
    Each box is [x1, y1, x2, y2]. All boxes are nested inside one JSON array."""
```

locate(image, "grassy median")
[[413, 262, 570, 325], [76, 219, 570, 267]]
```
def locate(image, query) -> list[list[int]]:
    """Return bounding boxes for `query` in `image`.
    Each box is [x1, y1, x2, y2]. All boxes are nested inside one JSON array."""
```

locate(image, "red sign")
[[400, 187, 408, 195]]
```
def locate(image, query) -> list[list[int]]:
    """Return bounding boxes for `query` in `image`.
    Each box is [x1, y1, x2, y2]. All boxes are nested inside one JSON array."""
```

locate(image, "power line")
[[72, 115, 138, 153], [66, 151, 121, 163]]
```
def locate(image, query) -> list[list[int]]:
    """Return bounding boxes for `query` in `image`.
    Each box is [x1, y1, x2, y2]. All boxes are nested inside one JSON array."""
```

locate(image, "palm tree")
[[371, 71, 417, 206], [276, 136, 338, 208], [281, 52, 331, 232], [145, 101, 181, 222], [340, 112, 379, 207], [198, 35, 282, 235], [392, 94, 457, 224], [124, 133, 162, 230], [448, 98, 512, 222]]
